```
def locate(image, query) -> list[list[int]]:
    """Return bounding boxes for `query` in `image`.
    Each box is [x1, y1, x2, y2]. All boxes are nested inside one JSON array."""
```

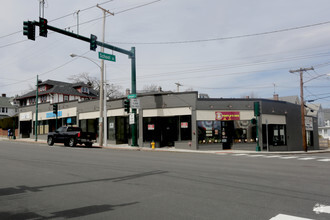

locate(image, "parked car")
[[47, 126, 97, 147]]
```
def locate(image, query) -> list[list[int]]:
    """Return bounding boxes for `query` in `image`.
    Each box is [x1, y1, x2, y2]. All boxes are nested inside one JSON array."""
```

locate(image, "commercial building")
[[17, 89, 319, 151]]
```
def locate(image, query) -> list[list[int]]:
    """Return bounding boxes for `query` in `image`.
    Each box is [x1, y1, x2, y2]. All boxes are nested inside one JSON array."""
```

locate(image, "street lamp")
[[70, 53, 106, 147]]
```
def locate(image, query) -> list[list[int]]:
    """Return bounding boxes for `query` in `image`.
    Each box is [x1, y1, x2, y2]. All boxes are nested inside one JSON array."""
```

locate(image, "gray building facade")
[[18, 91, 319, 151]]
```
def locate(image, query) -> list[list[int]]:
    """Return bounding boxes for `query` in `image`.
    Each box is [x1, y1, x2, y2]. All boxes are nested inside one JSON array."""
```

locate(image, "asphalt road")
[[0, 140, 330, 220]]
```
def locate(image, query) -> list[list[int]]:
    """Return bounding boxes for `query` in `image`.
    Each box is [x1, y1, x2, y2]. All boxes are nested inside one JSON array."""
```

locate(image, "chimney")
[[273, 94, 279, 101], [246, 96, 249, 99], [2, 94, 6, 97], [125, 88, 130, 96]]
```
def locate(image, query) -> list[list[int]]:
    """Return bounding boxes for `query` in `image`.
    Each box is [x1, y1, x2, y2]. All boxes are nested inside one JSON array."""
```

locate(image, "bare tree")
[[68, 73, 124, 99]]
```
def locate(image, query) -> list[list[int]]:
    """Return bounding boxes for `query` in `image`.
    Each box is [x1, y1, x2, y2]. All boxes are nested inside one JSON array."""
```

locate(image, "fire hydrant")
[[151, 141, 155, 149]]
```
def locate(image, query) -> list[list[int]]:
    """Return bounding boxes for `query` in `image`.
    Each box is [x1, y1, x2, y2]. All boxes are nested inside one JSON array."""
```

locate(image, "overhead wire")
[[0, 0, 115, 39], [0, 0, 162, 89], [109, 20, 330, 45]]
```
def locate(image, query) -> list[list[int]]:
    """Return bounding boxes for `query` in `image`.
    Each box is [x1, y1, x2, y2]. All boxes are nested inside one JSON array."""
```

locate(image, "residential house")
[[0, 94, 17, 119], [16, 79, 98, 106]]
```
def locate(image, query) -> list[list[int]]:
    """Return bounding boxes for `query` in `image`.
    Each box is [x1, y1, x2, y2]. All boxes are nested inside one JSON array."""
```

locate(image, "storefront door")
[[160, 117, 178, 147]]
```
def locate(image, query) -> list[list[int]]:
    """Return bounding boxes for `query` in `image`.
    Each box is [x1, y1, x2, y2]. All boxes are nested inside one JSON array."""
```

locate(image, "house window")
[[39, 86, 46, 92], [81, 87, 90, 94], [41, 96, 47, 103], [64, 95, 69, 102], [29, 98, 36, 105]]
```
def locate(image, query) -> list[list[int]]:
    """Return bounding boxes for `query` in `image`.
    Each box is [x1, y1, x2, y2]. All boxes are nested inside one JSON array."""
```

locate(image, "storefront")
[[17, 91, 319, 151]]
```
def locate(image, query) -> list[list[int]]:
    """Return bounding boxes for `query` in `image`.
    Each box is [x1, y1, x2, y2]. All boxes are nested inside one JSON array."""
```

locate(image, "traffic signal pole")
[[25, 20, 138, 147]]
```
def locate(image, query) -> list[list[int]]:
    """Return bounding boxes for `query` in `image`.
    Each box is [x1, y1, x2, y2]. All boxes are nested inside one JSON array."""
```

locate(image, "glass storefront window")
[[197, 121, 221, 144], [180, 115, 191, 141], [198, 120, 256, 145], [233, 120, 256, 143], [262, 124, 287, 146]]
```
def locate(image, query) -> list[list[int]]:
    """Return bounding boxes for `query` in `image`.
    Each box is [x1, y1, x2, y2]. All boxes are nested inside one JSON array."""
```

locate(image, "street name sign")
[[127, 94, 137, 99], [98, 52, 116, 62]]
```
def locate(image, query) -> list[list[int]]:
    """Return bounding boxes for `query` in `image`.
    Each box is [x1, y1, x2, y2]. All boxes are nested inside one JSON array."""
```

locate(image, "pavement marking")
[[317, 158, 330, 162], [264, 155, 282, 158], [313, 203, 330, 214], [232, 154, 248, 156], [247, 155, 265, 157], [279, 156, 298, 159], [270, 214, 313, 220], [297, 157, 315, 161]]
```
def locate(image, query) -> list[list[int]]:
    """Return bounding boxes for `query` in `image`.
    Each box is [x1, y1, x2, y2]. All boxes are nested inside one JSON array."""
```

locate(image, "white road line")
[[280, 156, 298, 159], [270, 214, 313, 220], [313, 203, 330, 214], [232, 154, 248, 156], [247, 155, 265, 157], [264, 155, 282, 158], [297, 158, 315, 161], [317, 158, 330, 162]]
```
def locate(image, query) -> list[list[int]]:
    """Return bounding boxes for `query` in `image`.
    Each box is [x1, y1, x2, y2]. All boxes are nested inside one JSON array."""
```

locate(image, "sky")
[[1, 0, 330, 108]]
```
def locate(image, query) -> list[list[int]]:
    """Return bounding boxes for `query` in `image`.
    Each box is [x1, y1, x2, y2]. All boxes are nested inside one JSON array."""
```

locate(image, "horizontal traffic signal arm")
[[29, 20, 134, 57]]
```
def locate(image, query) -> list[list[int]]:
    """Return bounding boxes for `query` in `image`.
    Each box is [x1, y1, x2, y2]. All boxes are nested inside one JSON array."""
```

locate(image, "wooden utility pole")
[[96, 4, 114, 147], [289, 67, 314, 152], [175, 82, 182, 92]]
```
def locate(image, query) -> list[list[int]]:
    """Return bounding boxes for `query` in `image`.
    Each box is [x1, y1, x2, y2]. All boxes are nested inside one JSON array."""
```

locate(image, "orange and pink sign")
[[215, 112, 240, 121]]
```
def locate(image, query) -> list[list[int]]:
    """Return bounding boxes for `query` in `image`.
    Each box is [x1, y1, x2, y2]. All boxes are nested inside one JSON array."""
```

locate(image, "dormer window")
[[39, 86, 46, 92], [81, 87, 90, 94]]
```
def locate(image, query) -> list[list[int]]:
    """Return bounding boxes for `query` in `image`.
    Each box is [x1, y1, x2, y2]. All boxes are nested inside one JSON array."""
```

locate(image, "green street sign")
[[127, 94, 137, 99], [98, 52, 116, 62]]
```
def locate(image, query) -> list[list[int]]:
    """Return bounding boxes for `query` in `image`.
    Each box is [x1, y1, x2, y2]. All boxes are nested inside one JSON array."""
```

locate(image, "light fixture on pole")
[[70, 53, 106, 147]]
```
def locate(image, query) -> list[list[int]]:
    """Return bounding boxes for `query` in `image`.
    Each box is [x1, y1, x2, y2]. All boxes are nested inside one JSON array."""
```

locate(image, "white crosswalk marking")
[[264, 155, 282, 158], [298, 158, 315, 160], [247, 155, 265, 157], [280, 156, 298, 159], [270, 214, 313, 220], [230, 154, 330, 162], [317, 158, 330, 162]]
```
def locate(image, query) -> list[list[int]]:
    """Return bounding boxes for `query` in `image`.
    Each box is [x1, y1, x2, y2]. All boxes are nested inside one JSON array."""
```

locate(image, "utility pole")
[[175, 82, 182, 92], [96, 4, 114, 147], [289, 67, 314, 152], [23, 14, 138, 146], [74, 10, 80, 35], [35, 75, 39, 142]]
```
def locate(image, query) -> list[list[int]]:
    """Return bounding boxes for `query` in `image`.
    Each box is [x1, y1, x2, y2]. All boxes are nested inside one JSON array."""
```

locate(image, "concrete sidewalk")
[[1, 137, 330, 155]]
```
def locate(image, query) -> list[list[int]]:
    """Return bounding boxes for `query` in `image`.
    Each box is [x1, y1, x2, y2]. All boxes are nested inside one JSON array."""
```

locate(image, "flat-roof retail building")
[[18, 91, 319, 151]]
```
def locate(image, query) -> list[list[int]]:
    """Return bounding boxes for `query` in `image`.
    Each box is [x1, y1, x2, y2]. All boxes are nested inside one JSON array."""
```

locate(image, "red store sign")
[[215, 112, 240, 121]]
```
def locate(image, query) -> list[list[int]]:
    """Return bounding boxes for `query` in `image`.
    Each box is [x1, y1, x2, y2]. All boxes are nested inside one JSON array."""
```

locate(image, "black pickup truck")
[[47, 126, 97, 147]]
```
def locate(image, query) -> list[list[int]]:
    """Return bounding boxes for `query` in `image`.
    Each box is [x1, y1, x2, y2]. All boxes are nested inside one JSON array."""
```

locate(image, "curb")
[[1, 137, 330, 155]]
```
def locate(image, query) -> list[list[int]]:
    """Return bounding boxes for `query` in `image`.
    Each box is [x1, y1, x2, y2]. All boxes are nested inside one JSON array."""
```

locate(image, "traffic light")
[[251, 118, 257, 125], [23, 21, 35, 41], [53, 104, 58, 115], [39, 17, 48, 37], [254, 102, 260, 116], [124, 99, 130, 113], [90, 34, 97, 51]]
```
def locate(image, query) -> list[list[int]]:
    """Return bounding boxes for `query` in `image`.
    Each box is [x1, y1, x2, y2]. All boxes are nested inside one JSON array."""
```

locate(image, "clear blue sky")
[[1, 0, 330, 108]]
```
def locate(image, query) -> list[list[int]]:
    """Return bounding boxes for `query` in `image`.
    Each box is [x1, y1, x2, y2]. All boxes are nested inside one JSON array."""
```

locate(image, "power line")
[[0, 0, 162, 49], [115, 0, 162, 15], [0, 0, 115, 40], [109, 20, 330, 45], [2, 51, 90, 88]]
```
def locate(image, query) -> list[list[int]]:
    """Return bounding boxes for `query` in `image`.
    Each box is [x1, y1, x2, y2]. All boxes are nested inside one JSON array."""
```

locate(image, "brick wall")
[[0, 129, 19, 137]]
